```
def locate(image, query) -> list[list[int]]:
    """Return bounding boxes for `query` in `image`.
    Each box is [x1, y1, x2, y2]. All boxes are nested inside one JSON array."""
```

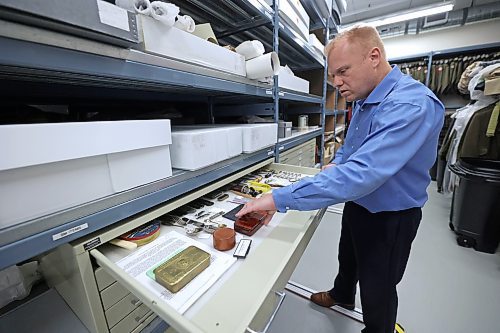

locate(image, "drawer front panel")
[[105, 292, 142, 328], [110, 303, 152, 333], [95, 266, 116, 291], [101, 281, 129, 310]]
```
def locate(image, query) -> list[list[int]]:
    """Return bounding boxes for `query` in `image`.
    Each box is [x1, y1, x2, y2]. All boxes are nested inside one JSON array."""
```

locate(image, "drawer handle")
[[246, 291, 286, 333], [131, 298, 143, 307], [135, 311, 150, 324]]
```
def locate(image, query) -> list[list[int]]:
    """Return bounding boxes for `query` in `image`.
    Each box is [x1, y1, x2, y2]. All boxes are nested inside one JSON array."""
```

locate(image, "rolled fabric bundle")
[[174, 15, 195, 33], [115, 0, 135, 12], [151, 1, 179, 26], [133, 0, 152, 15], [235, 40, 265, 60], [245, 52, 280, 80]]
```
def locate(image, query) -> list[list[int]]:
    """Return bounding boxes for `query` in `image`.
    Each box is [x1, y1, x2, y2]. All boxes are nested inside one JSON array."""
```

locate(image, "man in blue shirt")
[[236, 26, 444, 333]]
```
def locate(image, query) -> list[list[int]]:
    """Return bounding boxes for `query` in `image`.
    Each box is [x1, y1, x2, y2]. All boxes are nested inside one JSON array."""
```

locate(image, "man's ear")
[[369, 47, 382, 67]]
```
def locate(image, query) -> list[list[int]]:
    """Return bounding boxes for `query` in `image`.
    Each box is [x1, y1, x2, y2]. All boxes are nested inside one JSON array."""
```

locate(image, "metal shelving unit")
[[278, 89, 323, 103], [0, 35, 272, 100], [0, 0, 336, 270], [276, 128, 322, 154]]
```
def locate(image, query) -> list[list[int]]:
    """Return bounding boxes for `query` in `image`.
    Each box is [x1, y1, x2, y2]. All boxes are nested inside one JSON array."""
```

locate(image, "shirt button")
[[286, 206, 290, 210], [351, 145, 354, 149], [356, 126, 359, 130]]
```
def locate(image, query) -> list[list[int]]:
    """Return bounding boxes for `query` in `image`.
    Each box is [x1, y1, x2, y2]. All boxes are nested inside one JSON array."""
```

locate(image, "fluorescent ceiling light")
[[339, 1, 454, 31]]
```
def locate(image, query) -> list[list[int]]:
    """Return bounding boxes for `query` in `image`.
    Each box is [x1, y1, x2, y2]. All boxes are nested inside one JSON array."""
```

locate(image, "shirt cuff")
[[272, 186, 295, 213]]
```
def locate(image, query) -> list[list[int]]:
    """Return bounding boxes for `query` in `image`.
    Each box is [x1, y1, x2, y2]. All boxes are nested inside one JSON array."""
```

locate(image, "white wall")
[[383, 19, 500, 59]]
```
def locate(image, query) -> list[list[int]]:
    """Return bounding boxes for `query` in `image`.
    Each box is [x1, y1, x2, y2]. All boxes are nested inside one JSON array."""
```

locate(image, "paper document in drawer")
[[96, 231, 236, 314]]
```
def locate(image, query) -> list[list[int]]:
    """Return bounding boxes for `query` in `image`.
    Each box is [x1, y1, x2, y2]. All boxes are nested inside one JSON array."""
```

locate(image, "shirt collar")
[[363, 65, 402, 105]]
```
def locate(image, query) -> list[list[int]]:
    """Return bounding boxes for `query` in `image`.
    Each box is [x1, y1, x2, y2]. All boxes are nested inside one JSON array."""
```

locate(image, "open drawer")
[[41, 160, 325, 333]]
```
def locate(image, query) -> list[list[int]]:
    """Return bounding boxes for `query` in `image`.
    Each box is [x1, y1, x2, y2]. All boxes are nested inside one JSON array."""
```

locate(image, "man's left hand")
[[235, 193, 277, 225]]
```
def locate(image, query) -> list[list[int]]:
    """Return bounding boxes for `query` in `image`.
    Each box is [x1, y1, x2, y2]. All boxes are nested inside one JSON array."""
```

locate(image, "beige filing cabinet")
[[41, 159, 325, 333], [279, 139, 316, 167]]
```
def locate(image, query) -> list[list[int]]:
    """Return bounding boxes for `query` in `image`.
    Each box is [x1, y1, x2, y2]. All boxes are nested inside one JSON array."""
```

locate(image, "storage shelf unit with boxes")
[[0, 0, 339, 332]]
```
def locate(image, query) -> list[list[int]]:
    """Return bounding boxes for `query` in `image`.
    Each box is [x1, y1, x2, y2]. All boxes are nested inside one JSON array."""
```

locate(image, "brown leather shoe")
[[310, 291, 355, 310]]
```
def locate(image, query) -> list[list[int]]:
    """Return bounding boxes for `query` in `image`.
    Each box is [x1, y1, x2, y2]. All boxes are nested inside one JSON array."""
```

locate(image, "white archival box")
[[170, 126, 243, 171], [203, 123, 278, 153], [227, 123, 277, 153], [278, 67, 310, 93], [139, 15, 246, 77], [287, 0, 310, 28], [0, 120, 172, 228], [309, 33, 325, 54], [265, 0, 310, 41]]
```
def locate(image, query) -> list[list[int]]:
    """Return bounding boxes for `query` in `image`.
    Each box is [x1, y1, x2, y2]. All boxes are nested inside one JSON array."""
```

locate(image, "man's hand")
[[322, 163, 336, 171], [235, 193, 277, 225]]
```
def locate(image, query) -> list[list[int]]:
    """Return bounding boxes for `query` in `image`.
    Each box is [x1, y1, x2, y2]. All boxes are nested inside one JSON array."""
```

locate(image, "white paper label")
[[97, 0, 130, 32], [52, 223, 89, 241]]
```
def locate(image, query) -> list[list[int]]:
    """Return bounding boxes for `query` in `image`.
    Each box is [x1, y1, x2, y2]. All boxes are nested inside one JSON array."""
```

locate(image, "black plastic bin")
[[449, 158, 500, 253]]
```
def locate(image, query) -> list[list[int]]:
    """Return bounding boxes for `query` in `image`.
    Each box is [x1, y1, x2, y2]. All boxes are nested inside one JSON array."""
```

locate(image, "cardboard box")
[[0, 120, 172, 228], [298, 69, 324, 96], [323, 147, 333, 165], [325, 90, 348, 111], [278, 67, 310, 93], [170, 126, 243, 170], [139, 16, 246, 76], [307, 114, 335, 132]]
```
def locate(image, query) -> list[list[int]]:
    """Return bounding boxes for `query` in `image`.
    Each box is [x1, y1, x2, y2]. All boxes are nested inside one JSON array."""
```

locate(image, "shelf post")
[[273, 0, 281, 163], [320, 19, 330, 167]]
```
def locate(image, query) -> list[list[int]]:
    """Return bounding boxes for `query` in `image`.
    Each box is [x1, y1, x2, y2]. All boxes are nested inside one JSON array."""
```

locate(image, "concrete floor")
[[268, 183, 500, 333]]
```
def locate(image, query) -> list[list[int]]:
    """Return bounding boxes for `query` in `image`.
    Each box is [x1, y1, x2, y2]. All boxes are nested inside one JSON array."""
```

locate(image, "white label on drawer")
[[97, 0, 130, 32], [265, 89, 273, 95], [52, 223, 89, 241]]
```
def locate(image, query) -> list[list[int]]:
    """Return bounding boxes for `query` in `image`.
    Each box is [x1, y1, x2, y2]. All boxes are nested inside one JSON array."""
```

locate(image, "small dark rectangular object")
[[195, 198, 214, 206], [217, 194, 229, 201], [205, 190, 224, 200], [222, 204, 244, 222], [187, 201, 204, 209], [233, 239, 252, 258]]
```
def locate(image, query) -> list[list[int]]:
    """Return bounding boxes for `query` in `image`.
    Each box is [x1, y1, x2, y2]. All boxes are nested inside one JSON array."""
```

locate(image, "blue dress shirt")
[[273, 66, 445, 213]]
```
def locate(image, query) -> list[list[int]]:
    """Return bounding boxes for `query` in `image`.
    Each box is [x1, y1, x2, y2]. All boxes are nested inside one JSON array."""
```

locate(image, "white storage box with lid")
[[139, 15, 246, 77], [278, 67, 310, 93], [170, 126, 243, 170], [0, 120, 172, 228], [227, 123, 277, 153], [191, 124, 277, 153]]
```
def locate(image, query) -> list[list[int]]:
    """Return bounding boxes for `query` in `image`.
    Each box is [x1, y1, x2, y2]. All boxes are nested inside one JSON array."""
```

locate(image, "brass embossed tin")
[[154, 245, 211, 293]]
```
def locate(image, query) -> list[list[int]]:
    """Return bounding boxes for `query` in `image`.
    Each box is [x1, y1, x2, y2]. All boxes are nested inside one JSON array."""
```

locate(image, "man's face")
[[328, 39, 375, 102]]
